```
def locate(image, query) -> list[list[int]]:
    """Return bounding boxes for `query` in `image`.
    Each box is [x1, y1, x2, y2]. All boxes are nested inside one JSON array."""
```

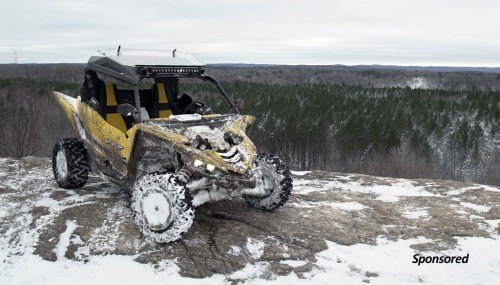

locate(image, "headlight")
[[193, 160, 215, 172]]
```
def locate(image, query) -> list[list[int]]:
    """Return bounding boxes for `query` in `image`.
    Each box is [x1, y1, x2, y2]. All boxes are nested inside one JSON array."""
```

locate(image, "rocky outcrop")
[[0, 157, 498, 283]]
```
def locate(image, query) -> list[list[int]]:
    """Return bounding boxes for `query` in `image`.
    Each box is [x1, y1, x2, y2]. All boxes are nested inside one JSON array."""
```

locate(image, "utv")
[[52, 49, 293, 243]]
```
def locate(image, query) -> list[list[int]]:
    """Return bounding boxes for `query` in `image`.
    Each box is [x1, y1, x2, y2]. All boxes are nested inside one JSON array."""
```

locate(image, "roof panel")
[[97, 49, 205, 67]]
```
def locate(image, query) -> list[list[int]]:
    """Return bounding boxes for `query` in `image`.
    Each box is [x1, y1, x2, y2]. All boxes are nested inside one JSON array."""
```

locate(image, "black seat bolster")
[[139, 89, 153, 118], [177, 94, 194, 113], [96, 79, 107, 117]]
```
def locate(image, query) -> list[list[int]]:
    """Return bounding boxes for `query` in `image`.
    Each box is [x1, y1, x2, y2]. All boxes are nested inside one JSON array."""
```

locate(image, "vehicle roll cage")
[[85, 56, 237, 122]]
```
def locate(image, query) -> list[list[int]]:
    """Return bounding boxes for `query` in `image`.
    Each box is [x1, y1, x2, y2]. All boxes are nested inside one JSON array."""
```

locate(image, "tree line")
[[194, 81, 499, 185], [0, 66, 498, 185]]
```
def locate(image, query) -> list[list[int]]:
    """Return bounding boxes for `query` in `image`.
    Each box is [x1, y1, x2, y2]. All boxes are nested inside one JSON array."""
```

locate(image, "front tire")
[[131, 173, 195, 243], [243, 153, 293, 211], [52, 138, 89, 189]]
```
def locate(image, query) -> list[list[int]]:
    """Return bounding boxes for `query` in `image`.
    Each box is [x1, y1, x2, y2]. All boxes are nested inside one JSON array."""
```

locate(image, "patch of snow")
[[292, 201, 367, 211], [484, 219, 500, 237], [460, 202, 491, 213], [246, 238, 265, 259], [469, 215, 484, 220], [478, 184, 500, 192], [0, 254, 226, 285], [228, 246, 241, 255], [448, 185, 500, 196], [295, 236, 500, 284], [192, 190, 210, 207], [55, 220, 77, 260], [291, 171, 311, 176], [168, 114, 202, 122], [35, 197, 63, 212], [0, 207, 8, 219], [367, 181, 439, 202], [280, 260, 308, 267], [402, 209, 429, 219], [292, 179, 329, 195], [0, 170, 50, 191], [293, 175, 442, 203], [156, 258, 181, 275], [327, 202, 367, 211], [406, 77, 429, 89], [229, 262, 270, 280]]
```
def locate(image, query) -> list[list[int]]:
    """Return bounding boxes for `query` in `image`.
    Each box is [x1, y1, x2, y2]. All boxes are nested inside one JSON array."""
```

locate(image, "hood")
[[135, 114, 256, 174]]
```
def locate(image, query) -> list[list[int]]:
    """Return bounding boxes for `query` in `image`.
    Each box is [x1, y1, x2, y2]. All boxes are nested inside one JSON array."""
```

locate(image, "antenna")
[[172, 48, 177, 58], [13, 51, 19, 76], [117, 45, 121, 56]]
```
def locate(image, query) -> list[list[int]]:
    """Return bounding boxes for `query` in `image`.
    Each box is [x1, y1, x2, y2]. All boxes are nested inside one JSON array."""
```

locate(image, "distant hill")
[[208, 63, 500, 73], [1, 63, 500, 74]]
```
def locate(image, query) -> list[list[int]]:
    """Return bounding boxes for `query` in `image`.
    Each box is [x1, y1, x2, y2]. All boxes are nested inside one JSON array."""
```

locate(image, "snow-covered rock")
[[0, 157, 498, 284]]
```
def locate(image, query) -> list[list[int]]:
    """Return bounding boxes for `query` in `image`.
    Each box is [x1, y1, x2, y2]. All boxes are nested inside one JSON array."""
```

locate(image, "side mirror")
[[234, 99, 244, 110], [117, 103, 136, 117]]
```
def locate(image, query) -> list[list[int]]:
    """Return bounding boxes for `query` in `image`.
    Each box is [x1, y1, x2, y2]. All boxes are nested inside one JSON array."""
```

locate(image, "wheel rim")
[[56, 150, 68, 179], [140, 190, 173, 231], [260, 165, 278, 196]]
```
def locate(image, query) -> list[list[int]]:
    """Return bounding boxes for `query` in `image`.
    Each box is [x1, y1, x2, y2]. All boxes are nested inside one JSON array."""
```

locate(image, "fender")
[[53, 92, 85, 140]]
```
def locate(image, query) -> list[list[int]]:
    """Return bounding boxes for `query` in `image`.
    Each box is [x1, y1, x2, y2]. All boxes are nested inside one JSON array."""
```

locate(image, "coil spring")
[[177, 167, 191, 183]]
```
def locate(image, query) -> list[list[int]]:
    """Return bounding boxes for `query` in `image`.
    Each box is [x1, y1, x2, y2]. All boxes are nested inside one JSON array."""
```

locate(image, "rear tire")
[[52, 138, 90, 189], [243, 153, 293, 211], [131, 173, 195, 243]]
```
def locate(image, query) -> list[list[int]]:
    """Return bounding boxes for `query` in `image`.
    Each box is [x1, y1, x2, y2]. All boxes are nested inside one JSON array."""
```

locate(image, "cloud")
[[0, 0, 499, 66]]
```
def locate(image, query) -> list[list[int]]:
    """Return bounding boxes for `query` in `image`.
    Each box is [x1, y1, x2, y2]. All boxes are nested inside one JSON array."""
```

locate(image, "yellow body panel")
[[106, 113, 128, 134], [159, 110, 173, 118], [53, 92, 115, 161], [79, 103, 131, 158], [53, 92, 79, 133]]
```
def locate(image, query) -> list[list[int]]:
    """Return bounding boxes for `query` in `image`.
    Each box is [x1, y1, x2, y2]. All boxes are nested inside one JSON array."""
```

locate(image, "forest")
[[0, 64, 498, 185]]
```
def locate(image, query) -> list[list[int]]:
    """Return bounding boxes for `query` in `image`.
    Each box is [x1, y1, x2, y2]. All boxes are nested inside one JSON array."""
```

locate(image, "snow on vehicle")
[[51, 48, 293, 243]]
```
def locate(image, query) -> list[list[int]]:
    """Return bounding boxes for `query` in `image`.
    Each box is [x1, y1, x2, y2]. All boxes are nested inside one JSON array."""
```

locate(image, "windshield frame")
[[149, 74, 238, 114]]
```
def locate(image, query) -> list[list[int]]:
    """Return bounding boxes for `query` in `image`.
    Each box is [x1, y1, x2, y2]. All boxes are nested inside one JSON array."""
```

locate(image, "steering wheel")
[[183, 101, 213, 115], [182, 101, 212, 115]]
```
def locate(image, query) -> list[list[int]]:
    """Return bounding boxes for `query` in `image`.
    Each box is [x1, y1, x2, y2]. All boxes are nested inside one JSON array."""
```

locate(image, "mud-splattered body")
[[53, 90, 292, 243]]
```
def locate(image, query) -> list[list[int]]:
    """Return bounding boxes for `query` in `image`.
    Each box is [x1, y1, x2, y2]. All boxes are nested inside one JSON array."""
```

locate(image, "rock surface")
[[0, 157, 499, 283]]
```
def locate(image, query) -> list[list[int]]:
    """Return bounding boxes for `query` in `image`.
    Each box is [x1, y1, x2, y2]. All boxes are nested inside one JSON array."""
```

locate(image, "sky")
[[0, 0, 499, 66]]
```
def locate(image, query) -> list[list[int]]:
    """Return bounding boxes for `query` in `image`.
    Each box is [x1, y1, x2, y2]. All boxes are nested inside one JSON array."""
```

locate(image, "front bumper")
[[188, 166, 257, 189]]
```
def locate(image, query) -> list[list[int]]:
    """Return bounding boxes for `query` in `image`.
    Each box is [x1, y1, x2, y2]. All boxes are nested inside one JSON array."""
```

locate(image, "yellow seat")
[[156, 83, 173, 118]]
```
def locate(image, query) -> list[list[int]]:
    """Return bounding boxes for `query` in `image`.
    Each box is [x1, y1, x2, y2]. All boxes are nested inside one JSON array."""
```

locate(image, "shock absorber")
[[177, 167, 191, 183]]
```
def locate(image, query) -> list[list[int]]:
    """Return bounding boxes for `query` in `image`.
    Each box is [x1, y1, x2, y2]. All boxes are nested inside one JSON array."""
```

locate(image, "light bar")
[[141, 66, 205, 76]]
